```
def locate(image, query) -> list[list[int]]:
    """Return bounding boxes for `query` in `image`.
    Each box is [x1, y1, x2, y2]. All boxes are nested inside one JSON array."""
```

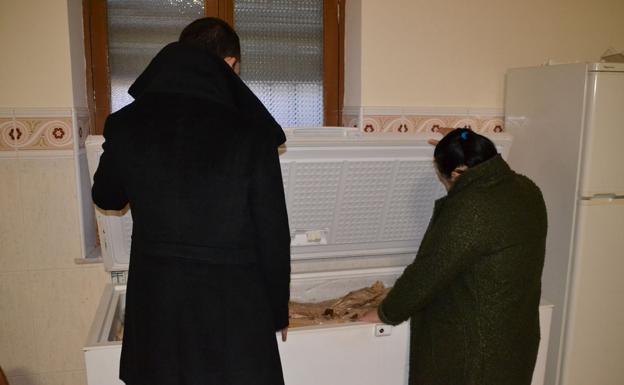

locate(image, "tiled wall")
[[0, 108, 107, 385], [342, 107, 504, 134]]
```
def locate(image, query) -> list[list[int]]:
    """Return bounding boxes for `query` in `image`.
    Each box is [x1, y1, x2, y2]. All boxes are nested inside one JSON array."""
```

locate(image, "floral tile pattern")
[[0, 118, 15, 151], [342, 109, 504, 135], [0, 117, 73, 150], [0, 108, 93, 153]]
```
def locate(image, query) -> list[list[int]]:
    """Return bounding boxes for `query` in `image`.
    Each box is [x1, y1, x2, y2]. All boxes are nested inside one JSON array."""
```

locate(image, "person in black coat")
[[91, 18, 291, 385]]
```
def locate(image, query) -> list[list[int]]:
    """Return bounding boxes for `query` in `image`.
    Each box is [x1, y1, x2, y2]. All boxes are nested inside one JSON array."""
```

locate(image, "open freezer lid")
[[86, 128, 513, 272]]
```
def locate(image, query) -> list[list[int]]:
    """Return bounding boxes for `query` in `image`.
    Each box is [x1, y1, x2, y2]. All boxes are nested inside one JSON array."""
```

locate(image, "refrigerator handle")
[[581, 193, 624, 201]]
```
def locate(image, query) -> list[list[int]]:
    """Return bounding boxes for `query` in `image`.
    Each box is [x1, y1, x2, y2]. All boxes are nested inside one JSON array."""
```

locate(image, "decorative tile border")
[[2, 106, 504, 149], [0, 108, 91, 154], [0, 118, 14, 151], [342, 107, 505, 134], [74, 108, 90, 150], [0, 117, 73, 150]]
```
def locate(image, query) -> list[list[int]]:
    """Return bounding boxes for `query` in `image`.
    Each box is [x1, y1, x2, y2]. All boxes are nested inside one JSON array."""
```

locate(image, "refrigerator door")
[[562, 199, 624, 385], [579, 70, 624, 197]]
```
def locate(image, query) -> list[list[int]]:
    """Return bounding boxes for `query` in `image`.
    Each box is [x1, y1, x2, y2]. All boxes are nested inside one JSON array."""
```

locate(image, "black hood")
[[128, 42, 285, 146]]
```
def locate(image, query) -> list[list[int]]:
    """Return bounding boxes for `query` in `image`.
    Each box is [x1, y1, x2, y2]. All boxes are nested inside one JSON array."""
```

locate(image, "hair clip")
[[460, 131, 469, 141]]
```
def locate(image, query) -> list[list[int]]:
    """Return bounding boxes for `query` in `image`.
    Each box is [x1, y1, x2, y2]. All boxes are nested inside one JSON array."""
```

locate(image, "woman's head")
[[433, 129, 498, 189]]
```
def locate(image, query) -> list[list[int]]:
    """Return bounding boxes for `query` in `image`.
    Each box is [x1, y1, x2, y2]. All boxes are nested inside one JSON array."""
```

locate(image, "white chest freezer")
[[83, 128, 552, 385]]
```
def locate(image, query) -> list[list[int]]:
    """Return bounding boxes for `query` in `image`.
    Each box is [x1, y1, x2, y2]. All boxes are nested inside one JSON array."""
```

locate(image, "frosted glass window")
[[107, 0, 205, 112], [235, 0, 324, 128]]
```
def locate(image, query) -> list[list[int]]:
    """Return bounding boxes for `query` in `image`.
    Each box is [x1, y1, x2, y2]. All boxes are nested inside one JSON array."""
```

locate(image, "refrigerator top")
[[86, 128, 513, 273], [588, 62, 624, 72], [508, 62, 624, 74]]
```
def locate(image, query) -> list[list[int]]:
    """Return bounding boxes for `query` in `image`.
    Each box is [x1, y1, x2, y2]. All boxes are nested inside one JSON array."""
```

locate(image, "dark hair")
[[433, 129, 498, 178], [179, 17, 241, 61]]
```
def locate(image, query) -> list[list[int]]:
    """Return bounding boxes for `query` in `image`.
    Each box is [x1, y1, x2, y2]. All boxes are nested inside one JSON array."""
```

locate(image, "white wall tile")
[[30, 268, 109, 373], [8, 370, 86, 385], [0, 158, 26, 272], [6, 375, 40, 385], [16, 158, 82, 270], [0, 272, 37, 377]]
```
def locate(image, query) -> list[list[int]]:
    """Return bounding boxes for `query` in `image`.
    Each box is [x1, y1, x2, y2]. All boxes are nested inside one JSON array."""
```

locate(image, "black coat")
[[92, 42, 291, 385]]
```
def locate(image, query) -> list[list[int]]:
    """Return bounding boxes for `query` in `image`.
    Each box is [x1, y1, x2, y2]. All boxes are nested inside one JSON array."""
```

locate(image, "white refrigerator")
[[505, 62, 624, 385]]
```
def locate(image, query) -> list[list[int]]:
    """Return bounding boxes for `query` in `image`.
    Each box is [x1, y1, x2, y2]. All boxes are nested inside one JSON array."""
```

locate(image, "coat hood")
[[128, 42, 285, 146]]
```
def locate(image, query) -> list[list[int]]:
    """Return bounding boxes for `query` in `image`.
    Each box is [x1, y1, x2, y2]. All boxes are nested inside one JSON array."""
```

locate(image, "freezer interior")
[[88, 266, 406, 346], [85, 267, 413, 385], [87, 284, 126, 346], [108, 294, 124, 342], [85, 269, 552, 385]]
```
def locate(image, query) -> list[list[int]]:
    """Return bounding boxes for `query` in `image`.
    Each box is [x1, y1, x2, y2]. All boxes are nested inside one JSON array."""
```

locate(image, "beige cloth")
[[289, 281, 390, 328]]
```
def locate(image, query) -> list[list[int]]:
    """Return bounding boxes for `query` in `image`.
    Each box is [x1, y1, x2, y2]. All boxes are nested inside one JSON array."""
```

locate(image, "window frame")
[[83, 0, 345, 134]]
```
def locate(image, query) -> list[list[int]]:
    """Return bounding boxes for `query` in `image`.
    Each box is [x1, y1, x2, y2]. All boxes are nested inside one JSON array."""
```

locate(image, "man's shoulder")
[[103, 95, 276, 145], [103, 103, 136, 134]]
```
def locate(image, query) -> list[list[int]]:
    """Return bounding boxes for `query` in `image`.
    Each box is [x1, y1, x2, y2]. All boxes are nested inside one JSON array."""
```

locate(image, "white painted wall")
[[346, 0, 624, 109]]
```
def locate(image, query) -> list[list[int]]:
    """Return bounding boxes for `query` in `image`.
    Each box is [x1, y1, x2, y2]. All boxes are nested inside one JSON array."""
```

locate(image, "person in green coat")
[[363, 128, 547, 385]]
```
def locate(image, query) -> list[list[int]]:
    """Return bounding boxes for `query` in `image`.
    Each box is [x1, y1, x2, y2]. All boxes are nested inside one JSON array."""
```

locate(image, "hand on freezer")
[[280, 328, 288, 342], [360, 309, 382, 323], [428, 127, 455, 146]]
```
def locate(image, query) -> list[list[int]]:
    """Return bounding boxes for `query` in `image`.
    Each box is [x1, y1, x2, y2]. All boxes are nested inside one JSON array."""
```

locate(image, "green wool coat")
[[379, 155, 547, 385]]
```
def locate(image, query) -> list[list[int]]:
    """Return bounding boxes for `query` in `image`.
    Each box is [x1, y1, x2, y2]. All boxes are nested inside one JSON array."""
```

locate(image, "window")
[[83, 0, 344, 133]]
